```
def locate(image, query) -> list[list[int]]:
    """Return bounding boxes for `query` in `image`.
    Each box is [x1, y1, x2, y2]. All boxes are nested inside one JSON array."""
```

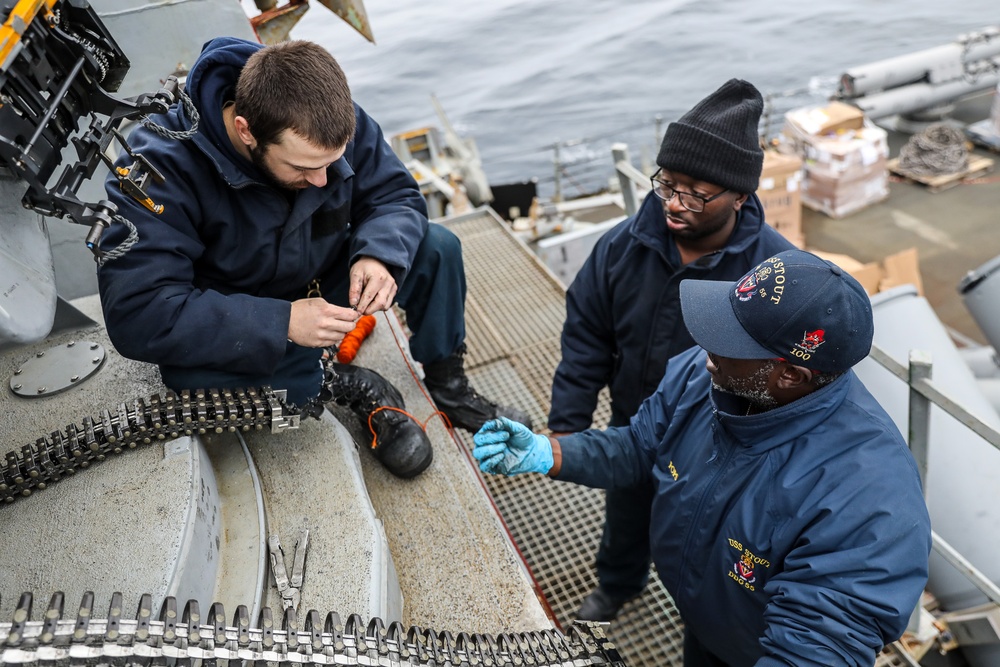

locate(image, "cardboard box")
[[758, 151, 804, 248], [784, 101, 865, 137], [809, 247, 923, 296], [801, 166, 889, 219], [797, 127, 889, 178], [779, 107, 890, 219]]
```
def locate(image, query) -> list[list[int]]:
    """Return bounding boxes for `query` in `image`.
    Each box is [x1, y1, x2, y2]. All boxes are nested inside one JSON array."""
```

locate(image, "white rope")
[[897, 123, 969, 177]]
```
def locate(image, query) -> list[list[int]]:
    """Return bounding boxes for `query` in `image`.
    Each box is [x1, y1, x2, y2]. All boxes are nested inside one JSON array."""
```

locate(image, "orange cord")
[[336, 315, 377, 363], [366, 405, 453, 449], [361, 311, 453, 448]]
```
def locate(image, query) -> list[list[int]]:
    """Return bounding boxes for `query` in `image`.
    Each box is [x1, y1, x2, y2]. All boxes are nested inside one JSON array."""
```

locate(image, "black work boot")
[[422, 344, 533, 433], [320, 362, 433, 479], [575, 586, 638, 622]]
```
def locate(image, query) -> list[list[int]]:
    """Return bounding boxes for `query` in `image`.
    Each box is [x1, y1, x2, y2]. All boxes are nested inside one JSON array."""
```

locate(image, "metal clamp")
[[268, 389, 301, 433]]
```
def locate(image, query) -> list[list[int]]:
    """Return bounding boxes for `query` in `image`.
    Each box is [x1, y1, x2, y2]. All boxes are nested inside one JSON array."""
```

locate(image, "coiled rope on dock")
[[897, 123, 969, 177]]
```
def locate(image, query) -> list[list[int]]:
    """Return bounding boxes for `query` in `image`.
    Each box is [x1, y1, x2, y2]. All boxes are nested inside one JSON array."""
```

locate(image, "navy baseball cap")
[[679, 249, 874, 372]]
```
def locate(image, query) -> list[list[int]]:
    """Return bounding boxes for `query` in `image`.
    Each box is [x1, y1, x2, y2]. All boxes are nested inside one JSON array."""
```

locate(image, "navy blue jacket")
[[548, 193, 794, 431], [98, 38, 427, 375], [558, 346, 932, 667]]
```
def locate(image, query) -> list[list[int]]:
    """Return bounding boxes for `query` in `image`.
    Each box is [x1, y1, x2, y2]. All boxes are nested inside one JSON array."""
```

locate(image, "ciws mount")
[[0, 0, 177, 260]]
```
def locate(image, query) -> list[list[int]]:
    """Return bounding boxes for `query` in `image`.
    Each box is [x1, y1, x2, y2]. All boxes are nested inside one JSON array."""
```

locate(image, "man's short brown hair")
[[235, 40, 355, 150]]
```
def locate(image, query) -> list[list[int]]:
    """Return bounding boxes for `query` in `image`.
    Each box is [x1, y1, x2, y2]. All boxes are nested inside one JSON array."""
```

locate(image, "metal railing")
[[874, 343, 1000, 664], [871, 344, 1000, 607], [611, 144, 643, 217]]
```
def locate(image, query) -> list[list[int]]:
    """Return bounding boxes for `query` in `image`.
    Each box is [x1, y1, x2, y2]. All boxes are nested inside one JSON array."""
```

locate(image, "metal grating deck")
[[442, 207, 908, 667], [442, 207, 684, 666]]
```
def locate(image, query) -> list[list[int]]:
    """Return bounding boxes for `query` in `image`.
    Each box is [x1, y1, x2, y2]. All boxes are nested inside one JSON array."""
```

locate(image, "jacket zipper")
[[675, 424, 737, 601]]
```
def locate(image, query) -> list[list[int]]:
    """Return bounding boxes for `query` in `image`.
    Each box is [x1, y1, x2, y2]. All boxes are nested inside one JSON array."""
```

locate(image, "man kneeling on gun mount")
[[98, 39, 532, 479], [474, 249, 932, 666]]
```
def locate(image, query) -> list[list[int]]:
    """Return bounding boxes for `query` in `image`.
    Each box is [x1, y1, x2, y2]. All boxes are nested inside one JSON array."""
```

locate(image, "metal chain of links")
[[0, 387, 299, 505], [95, 87, 201, 263], [0, 591, 628, 666], [897, 123, 969, 177]]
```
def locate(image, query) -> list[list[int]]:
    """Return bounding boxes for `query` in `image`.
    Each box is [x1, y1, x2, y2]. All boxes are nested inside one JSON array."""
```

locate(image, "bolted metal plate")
[[9, 340, 106, 397]]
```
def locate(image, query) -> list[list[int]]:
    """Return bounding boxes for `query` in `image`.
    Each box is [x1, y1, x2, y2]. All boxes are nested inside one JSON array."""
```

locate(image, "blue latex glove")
[[473, 417, 554, 475]]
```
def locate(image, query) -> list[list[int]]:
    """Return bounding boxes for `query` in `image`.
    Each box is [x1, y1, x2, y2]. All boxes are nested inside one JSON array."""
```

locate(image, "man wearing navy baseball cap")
[[472, 249, 932, 667]]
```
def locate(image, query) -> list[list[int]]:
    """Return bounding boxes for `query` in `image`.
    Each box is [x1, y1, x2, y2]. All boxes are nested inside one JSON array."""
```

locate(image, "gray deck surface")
[[0, 294, 551, 636]]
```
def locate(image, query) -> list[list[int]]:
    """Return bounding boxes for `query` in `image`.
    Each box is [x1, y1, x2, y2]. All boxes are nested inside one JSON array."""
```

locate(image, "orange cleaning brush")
[[337, 314, 377, 363]]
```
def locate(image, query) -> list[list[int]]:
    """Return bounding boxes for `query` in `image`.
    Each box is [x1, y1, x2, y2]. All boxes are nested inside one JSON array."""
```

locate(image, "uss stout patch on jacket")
[[726, 537, 771, 593]]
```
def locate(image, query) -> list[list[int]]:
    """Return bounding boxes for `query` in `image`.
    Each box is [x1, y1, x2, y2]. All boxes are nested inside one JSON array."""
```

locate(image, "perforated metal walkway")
[[442, 206, 906, 667], [441, 207, 684, 666]]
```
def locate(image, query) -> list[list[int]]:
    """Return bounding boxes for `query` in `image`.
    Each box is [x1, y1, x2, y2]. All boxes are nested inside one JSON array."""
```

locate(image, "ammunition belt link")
[[0, 592, 628, 666], [1, 387, 301, 505]]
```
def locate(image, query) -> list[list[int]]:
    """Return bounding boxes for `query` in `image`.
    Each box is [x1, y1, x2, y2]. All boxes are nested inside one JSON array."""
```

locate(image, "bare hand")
[[349, 257, 397, 315], [288, 298, 360, 348]]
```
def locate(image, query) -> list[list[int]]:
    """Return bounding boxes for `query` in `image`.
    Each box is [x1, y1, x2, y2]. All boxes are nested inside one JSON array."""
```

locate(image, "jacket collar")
[[711, 371, 854, 452], [630, 191, 769, 269]]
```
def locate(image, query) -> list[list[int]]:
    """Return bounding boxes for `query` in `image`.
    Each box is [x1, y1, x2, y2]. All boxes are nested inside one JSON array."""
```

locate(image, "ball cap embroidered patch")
[[679, 249, 874, 372]]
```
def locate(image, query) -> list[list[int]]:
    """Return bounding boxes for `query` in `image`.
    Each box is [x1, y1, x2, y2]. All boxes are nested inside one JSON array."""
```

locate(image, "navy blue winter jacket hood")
[[97, 37, 428, 376], [185, 37, 262, 176]]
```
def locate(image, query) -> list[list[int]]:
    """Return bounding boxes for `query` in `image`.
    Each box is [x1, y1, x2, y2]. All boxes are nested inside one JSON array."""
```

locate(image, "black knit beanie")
[[656, 79, 764, 194]]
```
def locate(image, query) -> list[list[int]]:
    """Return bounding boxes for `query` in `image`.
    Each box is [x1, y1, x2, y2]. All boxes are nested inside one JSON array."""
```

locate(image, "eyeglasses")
[[649, 172, 728, 213]]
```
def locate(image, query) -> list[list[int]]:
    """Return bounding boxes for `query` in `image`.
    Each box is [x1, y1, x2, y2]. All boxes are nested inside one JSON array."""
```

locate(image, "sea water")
[[49, 2, 1000, 300], [280, 0, 999, 198]]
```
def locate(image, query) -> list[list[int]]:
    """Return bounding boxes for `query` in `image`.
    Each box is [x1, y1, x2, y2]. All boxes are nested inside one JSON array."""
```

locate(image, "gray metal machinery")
[[959, 256, 1000, 410], [836, 26, 1000, 121], [0, 2, 629, 665], [390, 94, 494, 219], [856, 284, 1000, 667], [0, 0, 180, 346]]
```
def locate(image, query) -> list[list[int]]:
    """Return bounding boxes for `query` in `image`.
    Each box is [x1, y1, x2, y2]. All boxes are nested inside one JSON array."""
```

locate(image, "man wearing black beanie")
[[548, 79, 796, 623]]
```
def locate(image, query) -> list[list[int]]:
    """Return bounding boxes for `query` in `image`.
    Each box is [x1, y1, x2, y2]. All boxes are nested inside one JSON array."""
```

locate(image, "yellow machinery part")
[[0, 0, 58, 72]]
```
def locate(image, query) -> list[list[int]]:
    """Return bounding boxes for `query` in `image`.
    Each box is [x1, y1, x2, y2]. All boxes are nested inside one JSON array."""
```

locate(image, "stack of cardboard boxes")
[[758, 150, 805, 248], [778, 101, 889, 219], [753, 102, 922, 296]]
